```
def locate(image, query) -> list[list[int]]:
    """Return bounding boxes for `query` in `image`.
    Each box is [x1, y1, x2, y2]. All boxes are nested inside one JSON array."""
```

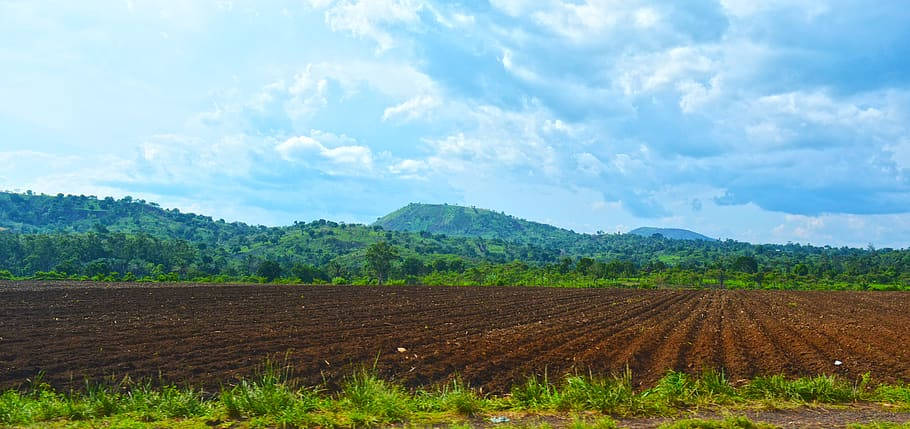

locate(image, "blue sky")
[[2, 0, 909, 248]]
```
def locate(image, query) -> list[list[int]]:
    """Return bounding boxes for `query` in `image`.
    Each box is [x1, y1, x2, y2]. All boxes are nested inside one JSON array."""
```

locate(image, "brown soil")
[[1, 282, 909, 394]]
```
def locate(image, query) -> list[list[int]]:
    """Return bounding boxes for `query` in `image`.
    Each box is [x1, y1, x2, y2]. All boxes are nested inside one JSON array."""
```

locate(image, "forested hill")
[[0, 191, 257, 243], [1, 192, 908, 287], [628, 227, 716, 241], [374, 203, 578, 244]]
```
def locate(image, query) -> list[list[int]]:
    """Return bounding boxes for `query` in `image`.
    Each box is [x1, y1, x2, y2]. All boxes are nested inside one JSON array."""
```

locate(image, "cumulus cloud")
[[309, 0, 425, 52], [276, 132, 373, 174], [575, 152, 606, 176], [6, 0, 910, 246], [382, 95, 439, 121]]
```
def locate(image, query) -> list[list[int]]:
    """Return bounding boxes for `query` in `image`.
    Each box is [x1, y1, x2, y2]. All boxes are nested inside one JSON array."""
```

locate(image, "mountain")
[[374, 203, 579, 245], [628, 227, 716, 242]]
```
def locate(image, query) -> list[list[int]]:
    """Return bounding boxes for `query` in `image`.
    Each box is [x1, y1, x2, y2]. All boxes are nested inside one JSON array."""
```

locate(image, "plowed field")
[[1, 282, 909, 393]]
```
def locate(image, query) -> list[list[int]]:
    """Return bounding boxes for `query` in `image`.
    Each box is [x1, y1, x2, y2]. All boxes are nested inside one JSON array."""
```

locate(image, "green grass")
[[741, 374, 865, 403], [848, 424, 910, 429], [1, 369, 909, 428], [658, 416, 778, 428]]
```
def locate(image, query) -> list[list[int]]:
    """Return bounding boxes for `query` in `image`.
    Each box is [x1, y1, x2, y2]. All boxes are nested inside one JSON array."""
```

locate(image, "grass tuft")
[[511, 374, 558, 409], [340, 369, 412, 425], [556, 369, 641, 415], [743, 374, 858, 403]]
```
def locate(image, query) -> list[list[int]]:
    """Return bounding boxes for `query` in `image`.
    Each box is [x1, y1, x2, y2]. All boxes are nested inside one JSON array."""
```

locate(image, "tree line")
[[1, 231, 907, 290]]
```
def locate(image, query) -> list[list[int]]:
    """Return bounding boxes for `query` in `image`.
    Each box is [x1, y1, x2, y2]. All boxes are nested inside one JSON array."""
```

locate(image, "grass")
[[1, 368, 909, 428], [658, 416, 777, 429]]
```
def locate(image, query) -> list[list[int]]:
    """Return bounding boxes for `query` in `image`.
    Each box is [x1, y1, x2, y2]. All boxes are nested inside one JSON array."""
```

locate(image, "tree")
[[732, 255, 758, 274], [257, 260, 281, 282], [402, 257, 425, 276], [291, 263, 318, 283], [575, 257, 595, 275], [365, 241, 399, 285]]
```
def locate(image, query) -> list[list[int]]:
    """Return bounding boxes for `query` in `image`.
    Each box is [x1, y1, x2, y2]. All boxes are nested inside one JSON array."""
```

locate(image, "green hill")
[[0, 191, 256, 243], [628, 227, 716, 242], [2, 192, 906, 288], [374, 203, 578, 244]]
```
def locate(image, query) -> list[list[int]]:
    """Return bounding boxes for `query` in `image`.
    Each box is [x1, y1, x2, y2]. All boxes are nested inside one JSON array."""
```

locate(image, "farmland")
[[2, 281, 909, 394]]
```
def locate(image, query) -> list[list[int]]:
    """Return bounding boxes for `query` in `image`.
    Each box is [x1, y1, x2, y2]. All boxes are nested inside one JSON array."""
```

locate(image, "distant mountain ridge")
[[3, 193, 717, 246], [375, 203, 717, 244], [2, 192, 905, 287], [628, 227, 717, 242], [374, 203, 578, 244]]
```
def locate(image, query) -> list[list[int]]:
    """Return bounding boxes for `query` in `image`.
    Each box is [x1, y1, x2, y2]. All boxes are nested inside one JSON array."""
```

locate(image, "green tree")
[[732, 255, 758, 274], [291, 263, 318, 283], [401, 256, 425, 276], [365, 241, 399, 285], [575, 257, 595, 275], [257, 260, 281, 282]]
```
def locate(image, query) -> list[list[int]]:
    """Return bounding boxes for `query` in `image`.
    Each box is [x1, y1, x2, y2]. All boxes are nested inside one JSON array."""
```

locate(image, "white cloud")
[[616, 45, 719, 95], [575, 152, 605, 176], [885, 138, 910, 171], [310, 0, 425, 52], [382, 95, 439, 121], [753, 90, 888, 127], [633, 7, 659, 29], [720, 0, 830, 20], [276, 132, 373, 173], [676, 76, 723, 113]]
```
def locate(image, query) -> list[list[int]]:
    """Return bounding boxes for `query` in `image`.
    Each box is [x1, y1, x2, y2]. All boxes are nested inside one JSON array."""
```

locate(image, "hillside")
[[1, 192, 906, 287], [0, 191, 256, 243], [628, 227, 716, 242], [374, 203, 579, 244]]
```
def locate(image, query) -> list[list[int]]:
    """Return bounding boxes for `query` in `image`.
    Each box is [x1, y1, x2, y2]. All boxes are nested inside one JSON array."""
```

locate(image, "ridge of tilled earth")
[[1, 282, 909, 393]]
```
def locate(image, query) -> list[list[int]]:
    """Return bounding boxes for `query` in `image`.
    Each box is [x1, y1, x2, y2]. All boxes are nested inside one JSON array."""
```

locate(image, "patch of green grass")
[[218, 362, 322, 427], [416, 379, 486, 416], [125, 384, 210, 421], [847, 423, 910, 429], [875, 384, 910, 410], [339, 369, 412, 425], [568, 415, 620, 429], [4, 368, 910, 428], [555, 370, 646, 415], [658, 416, 778, 428], [510, 375, 558, 410], [742, 374, 861, 403]]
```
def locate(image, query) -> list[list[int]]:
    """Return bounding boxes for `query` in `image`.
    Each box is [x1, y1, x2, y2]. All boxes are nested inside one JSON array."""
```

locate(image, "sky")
[[1, 0, 909, 248]]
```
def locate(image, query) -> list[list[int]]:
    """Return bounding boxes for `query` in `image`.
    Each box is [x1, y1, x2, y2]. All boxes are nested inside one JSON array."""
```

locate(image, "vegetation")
[[628, 227, 716, 242], [1, 367, 908, 428], [364, 241, 398, 285], [1, 192, 908, 289]]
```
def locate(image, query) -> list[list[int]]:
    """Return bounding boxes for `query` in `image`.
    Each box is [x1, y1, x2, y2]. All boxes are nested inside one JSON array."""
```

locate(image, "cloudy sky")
[[2, 0, 909, 247]]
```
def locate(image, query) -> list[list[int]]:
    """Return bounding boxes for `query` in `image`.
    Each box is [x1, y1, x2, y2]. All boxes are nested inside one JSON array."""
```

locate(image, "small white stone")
[[834, 360, 843, 366]]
